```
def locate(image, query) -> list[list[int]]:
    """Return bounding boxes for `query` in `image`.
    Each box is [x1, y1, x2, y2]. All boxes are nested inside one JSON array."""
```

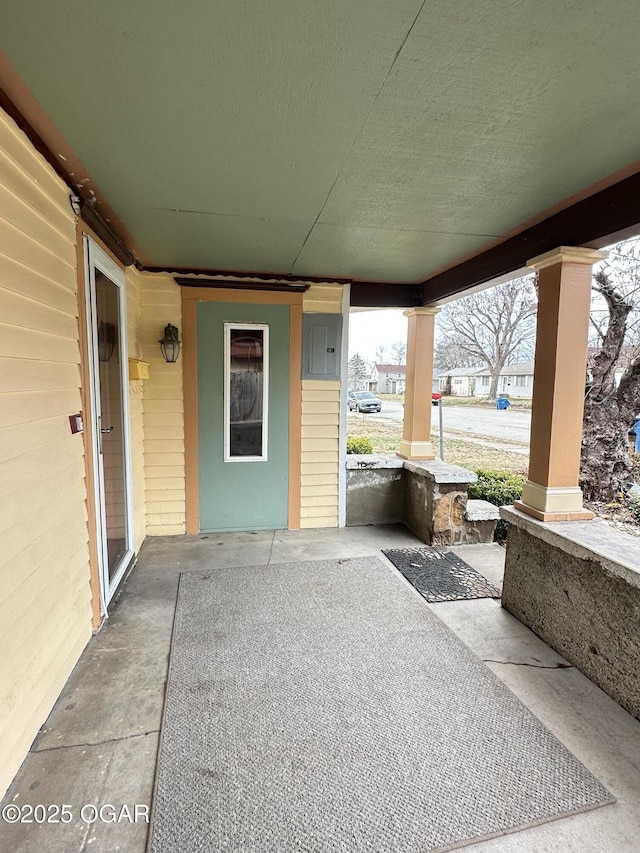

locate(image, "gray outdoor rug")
[[149, 557, 612, 853], [383, 547, 501, 602]]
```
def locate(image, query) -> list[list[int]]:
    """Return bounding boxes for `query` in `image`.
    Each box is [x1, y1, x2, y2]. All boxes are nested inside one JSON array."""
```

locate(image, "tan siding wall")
[[139, 272, 185, 534], [300, 380, 340, 527], [125, 265, 146, 549], [299, 285, 344, 527], [0, 108, 92, 796]]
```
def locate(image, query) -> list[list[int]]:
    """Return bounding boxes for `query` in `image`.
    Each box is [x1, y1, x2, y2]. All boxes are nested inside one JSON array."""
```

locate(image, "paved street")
[[365, 401, 532, 448]]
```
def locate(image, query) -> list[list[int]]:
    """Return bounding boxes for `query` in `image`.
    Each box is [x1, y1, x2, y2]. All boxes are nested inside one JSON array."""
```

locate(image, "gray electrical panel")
[[302, 313, 343, 380]]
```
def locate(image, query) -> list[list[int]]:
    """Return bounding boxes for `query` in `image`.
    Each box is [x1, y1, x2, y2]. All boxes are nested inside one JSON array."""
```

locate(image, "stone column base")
[[397, 439, 436, 460]]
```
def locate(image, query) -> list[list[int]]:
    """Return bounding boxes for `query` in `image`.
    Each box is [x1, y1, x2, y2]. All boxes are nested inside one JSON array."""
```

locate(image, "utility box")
[[128, 358, 150, 380], [302, 313, 342, 380]]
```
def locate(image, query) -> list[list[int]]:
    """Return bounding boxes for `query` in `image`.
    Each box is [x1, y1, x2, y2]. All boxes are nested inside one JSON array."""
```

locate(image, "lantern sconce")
[[159, 323, 181, 363]]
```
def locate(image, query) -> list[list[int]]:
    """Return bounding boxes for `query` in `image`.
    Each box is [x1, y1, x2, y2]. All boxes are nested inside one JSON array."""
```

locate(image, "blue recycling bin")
[[496, 397, 510, 410], [630, 418, 640, 452]]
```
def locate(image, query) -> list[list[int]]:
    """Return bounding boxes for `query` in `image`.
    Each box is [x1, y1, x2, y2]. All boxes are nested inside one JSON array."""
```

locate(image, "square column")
[[398, 307, 439, 460], [515, 246, 607, 521]]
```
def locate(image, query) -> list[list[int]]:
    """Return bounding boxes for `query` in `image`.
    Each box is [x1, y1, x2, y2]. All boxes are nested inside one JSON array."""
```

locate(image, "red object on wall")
[[69, 413, 84, 434]]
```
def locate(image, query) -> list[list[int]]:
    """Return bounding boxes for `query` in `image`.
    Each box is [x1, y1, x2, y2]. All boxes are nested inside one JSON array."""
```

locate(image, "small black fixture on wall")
[[159, 324, 181, 363]]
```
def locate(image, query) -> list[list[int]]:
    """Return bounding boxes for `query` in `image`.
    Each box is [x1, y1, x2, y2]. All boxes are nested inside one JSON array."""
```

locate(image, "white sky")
[[347, 309, 408, 366]]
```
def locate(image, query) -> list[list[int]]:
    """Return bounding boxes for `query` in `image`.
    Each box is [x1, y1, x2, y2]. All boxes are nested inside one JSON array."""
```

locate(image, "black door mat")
[[382, 547, 501, 602]]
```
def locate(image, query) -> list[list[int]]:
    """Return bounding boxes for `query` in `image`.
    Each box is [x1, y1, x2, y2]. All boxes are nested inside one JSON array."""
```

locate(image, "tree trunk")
[[580, 395, 633, 501], [579, 271, 639, 501], [488, 369, 502, 400], [486, 351, 510, 400]]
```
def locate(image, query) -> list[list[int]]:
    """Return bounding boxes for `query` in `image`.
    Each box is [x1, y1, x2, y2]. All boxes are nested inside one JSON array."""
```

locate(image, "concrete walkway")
[[2, 526, 640, 851]]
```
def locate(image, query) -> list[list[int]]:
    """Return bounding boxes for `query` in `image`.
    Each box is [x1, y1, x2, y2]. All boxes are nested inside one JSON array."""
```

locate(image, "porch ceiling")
[[2, 1, 640, 294]]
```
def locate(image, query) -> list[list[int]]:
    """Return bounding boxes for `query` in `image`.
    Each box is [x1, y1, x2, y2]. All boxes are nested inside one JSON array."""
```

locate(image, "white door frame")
[[223, 322, 270, 462], [84, 237, 135, 615], [338, 283, 350, 527]]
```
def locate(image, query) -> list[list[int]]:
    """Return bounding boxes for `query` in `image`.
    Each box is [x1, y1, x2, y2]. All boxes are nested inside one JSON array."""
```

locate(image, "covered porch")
[[2, 0, 640, 844], [2, 526, 640, 851]]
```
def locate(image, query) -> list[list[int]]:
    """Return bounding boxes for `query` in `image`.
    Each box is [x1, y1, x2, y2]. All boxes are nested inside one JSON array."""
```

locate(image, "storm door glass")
[[224, 324, 269, 460], [95, 271, 128, 580], [85, 236, 134, 613]]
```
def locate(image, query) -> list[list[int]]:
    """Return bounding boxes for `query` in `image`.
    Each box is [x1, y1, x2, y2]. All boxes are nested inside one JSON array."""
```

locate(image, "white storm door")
[[85, 238, 134, 613]]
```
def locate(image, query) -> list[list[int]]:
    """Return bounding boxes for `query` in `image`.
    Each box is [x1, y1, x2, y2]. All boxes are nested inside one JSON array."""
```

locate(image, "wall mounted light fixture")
[[159, 323, 181, 363]]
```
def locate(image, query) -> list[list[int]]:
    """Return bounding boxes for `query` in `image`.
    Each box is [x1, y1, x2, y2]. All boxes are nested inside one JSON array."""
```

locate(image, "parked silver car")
[[348, 391, 382, 413]]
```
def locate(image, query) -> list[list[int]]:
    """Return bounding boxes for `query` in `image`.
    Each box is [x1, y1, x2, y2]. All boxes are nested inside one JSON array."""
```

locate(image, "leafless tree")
[[580, 240, 640, 501], [389, 341, 407, 364], [588, 240, 640, 348], [435, 277, 538, 399], [374, 345, 387, 365], [434, 338, 476, 371]]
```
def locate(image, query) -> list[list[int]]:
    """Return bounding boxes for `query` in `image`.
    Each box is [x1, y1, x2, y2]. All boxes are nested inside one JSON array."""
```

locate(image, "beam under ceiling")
[[415, 171, 640, 304]]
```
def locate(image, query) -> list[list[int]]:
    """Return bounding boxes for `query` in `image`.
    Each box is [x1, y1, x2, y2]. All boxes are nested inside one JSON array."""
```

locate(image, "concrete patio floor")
[[2, 524, 640, 852]]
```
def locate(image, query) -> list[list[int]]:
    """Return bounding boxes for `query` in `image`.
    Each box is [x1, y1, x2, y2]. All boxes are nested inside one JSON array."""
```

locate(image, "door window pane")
[[225, 325, 268, 460], [95, 271, 128, 580]]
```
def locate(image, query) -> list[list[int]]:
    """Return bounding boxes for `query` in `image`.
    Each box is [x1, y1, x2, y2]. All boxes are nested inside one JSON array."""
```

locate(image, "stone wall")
[[501, 506, 640, 719], [346, 456, 498, 544], [403, 461, 475, 545]]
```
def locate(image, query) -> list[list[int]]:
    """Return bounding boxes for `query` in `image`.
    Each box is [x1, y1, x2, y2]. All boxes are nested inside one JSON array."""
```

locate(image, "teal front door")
[[197, 301, 290, 531]]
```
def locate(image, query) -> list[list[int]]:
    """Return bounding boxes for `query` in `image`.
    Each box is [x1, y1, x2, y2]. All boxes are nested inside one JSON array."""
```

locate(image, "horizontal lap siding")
[[0, 108, 91, 797], [300, 381, 340, 527], [126, 266, 146, 549], [299, 284, 344, 528], [140, 272, 185, 534]]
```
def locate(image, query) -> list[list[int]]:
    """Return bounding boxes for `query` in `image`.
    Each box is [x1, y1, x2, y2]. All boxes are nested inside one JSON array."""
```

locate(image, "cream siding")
[[300, 379, 340, 527], [140, 272, 185, 535], [125, 265, 146, 549], [299, 283, 344, 527], [0, 108, 92, 796]]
